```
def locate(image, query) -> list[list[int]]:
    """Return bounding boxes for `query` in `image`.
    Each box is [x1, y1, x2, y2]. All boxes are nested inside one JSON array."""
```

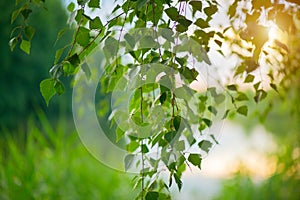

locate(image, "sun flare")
[[268, 23, 287, 43]]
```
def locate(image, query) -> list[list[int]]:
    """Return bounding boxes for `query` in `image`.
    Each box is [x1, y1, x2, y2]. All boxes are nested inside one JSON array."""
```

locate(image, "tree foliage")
[[8, 0, 300, 199]]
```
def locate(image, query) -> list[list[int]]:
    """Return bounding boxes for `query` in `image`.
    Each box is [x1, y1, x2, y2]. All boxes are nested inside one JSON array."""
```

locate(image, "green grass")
[[0, 113, 135, 200]]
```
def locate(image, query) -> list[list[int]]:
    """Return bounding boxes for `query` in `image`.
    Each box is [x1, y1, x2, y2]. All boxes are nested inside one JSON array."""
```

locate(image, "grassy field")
[[0, 113, 135, 200]]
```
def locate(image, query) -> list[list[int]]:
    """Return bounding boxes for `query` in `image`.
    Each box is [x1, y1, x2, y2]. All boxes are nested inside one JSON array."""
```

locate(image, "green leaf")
[[126, 141, 140, 152], [222, 109, 230, 119], [141, 144, 149, 153], [227, 84, 237, 91], [77, 0, 88, 5], [244, 74, 255, 83], [24, 26, 35, 41], [137, 0, 148, 9], [194, 18, 209, 28], [161, 28, 174, 43], [202, 118, 212, 127], [145, 191, 159, 200], [88, 0, 100, 8], [89, 17, 103, 29], [124, 33, 135, 48], [67, 2, 75, 12], [173, 116, 181, 131], [54, 80, 65, 95], [159, 92, 167, 104], [20, 39, 30, 54], [204, 5, 218, 17], [165, 7, 179, 21], [21, 9, 32, 20], [177, 16, 192, 28], [173, 173, 182, 191], [67, 53, 80, 67], [81, 62, 91, 79], [237, 105, 248, 116], [40, 78, 56, 106], [210, 134, 219, 145], [11, 9, 20, 24], [270, 83, 278, 93], [104, 36, 118, 59], [208, 106, 217, 115], [124, 154, 135, 171], [63, 61, 75, 74], [165, 131, 177, 143], [198, 140, 212, 153], [188, 153, 202, 168], [235, 93, 249, 101], [214, 93, 225, 104], [54, 47, 65, 64], [254, 89, 267, 103], [76, 26, 90, 47], [189, 1, 202, 12], [9, 37, 18, 51]]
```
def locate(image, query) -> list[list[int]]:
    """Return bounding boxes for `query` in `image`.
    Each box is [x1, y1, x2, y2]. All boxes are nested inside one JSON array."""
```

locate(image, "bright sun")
[[268, 23, 286, 43]]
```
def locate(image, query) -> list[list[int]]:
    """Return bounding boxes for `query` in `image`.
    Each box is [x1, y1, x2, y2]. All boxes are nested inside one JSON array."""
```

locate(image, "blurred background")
[[0, 0, 299, 199]]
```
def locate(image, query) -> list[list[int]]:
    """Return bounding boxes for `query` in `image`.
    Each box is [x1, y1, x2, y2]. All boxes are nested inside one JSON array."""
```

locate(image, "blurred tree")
[[0, 0, 71, 130]]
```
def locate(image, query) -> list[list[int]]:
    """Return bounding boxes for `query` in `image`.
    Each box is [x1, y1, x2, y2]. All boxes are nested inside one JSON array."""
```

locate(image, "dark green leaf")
[[89, 17, 103, 29], [188, 153, 202, 168], [141, 144, 149, 153], [159, 92, 167, 104], [165, 7, 179, 21], [202, 118, 212, 127], [254, 89, 267, 103], [227, 84, 237, 91], [235, 93, 249, 101], [237, 105, 248, 116], [270, 83, 278, 93], [21, 9, 32, 20], [173, 173, 182, 191], [177, 16, 192, 28], [165, 131, 177, 143], [20, 39, 30, 54], [208, 106, 217, 115], [210, 134, 219, 145], [24, 26, 35, 41], [222, 109, 230, 119], [88, 0, 100, 8], [194, 18, 209, 28], [190, 1, 202, 13], [204, 5, 218, 17], [145, 191, 159, 200], [40, 78, 56, 106], [76, 26, 90, 47], [244, 74, 255, 83], [67, 53, 80, 67], [214, 39, 222, 47], [54, 80, 65, 95], [173, 116, 181, 131], [175, 24, 188, 33], [198, 140, 212, 153]]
